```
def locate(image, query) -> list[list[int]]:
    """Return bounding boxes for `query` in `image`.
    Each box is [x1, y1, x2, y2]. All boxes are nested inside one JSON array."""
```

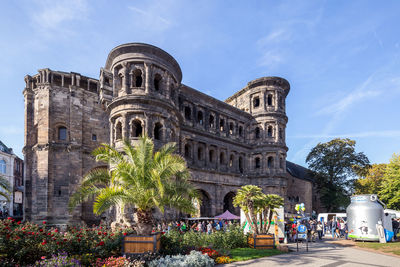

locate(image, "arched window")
[[197, 147, 203, 161], [255, 157, 261, 169], [209, 114, 215, 128], [154, 122, 163, 140], [280, 157, 284, 169], [229, 122, 234, 135], [134, 69, 142, 87], [220, 119, 225, 132], [184, 106, 191, 120], [154, 74, 162, 91], [197, 111, 203, 125], [267, 94, 273, 106], [239, 157, 244, 173], [238, 126, 243, 137], [267, 156, 274, 168], [255, 127, 261, 139], [184, 144, 192, 158], [58, 126, 67, 141], [209, 150, 214, 163], [253, 96, 260, 108], [170, 129, 176, 141], [115, 122, 122, 140], [220, 152, 225, 164], [0, 160, 6, 174], [229, 155, 234, 168], [131, 120, 143, 137], [267, 126, 273, 137]]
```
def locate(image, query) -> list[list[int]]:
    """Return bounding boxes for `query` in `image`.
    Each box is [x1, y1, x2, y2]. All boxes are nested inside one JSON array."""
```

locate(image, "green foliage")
[[354, 164, 386, 194], [306, 138, 370, 211], [69, 135, 199, 234], [160, 226, 248, 255], [379, 154, 400, 210]]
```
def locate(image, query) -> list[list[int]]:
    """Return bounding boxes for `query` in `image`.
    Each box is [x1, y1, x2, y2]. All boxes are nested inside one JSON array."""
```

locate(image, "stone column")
[[144, 62, 150, 93]]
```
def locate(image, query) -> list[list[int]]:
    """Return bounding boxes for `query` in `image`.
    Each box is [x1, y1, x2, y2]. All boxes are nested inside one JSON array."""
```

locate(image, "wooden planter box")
[[122, 232, 161, 255], [248, 234, 275, 249]]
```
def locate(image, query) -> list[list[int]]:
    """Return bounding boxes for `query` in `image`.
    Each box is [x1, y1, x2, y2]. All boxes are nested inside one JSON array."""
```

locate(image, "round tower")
[[100, 43, 182, 149]]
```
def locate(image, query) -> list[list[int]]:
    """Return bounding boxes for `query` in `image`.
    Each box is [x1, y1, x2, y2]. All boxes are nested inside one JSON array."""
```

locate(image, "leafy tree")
[[379, 154, 400, 210], [354, 164, 386, 194], [233, 185, 263, 234], [0, 175, 11, 201], [306, 138, 369, 212], [69, 135, 199, 235]]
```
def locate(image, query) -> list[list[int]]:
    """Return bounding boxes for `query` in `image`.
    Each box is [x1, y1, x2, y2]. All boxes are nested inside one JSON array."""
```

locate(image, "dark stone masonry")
[[23, 43, 318, 225]]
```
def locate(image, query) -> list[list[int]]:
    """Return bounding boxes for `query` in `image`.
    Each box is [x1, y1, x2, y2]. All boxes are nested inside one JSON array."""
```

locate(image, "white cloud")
[[31, 0, 88, 30]]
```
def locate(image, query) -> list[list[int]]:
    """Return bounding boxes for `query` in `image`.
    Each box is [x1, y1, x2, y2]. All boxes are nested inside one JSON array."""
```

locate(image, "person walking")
[[331, 219, 336, 239], [317, 221, 323, 240], [207, 221, 212, 234]]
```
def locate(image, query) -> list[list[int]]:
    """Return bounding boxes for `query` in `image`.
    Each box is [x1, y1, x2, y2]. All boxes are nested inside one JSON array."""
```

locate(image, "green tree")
[[306, 138, 369, 212], [233, 185, 264, 234], [379, 154, 400, 210], [69, 135, 199, 235], [354, 164, 386, 194], [0, 175, 11, 201]]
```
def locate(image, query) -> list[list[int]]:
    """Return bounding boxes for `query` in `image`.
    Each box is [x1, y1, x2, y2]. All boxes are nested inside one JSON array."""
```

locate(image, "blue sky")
[[1, 0, 400, 166]]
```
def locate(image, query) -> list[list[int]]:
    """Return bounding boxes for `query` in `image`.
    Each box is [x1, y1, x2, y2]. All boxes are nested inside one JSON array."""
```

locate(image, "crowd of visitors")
[[285, 218, 349, 243]]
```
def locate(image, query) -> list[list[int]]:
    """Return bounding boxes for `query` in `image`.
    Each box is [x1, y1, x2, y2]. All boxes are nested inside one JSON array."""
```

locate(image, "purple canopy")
[[214, 210, 240, 220]]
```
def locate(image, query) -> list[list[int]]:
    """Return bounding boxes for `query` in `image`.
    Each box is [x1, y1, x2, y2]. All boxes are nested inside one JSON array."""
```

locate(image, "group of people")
[[328, 218, 348, 239], [286, 219, 326, 243], [154, 219, 237, 234]]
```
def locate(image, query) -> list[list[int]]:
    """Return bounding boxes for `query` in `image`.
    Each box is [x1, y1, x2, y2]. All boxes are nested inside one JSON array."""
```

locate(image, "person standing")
[[317, 221, 323, 240], [331, 219, 336, 239], [207, 221, 212, 235]]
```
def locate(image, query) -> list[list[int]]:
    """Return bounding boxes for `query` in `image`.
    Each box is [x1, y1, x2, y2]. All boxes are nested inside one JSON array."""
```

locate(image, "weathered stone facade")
[[23, 43, 315, 225]]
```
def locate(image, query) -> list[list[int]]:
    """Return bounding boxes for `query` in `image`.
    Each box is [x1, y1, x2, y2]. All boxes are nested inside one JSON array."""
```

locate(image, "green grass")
[[355, 241, 400, 256], [229, 247, 285, 262]]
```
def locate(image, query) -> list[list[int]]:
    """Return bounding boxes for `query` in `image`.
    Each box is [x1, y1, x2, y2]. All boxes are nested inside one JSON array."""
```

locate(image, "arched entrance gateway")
[[223, 191, 240, 216], [197, 190, 212, 217]]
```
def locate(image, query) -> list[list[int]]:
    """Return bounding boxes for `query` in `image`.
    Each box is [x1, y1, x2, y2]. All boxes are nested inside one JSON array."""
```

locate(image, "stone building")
[[23, 43, 316, 225], [0, 141, 24, 218]]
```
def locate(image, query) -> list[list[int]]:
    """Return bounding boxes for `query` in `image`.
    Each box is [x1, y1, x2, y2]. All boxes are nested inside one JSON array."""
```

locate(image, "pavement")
[[222, 237, 400, 267]]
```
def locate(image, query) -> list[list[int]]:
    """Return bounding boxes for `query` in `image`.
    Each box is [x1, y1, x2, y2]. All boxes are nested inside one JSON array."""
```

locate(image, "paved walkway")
[[222, 238, 400, 267]]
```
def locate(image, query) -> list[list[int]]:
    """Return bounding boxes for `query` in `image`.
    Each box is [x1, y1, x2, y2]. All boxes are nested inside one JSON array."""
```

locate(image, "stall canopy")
[[214, 210, 240, 220]]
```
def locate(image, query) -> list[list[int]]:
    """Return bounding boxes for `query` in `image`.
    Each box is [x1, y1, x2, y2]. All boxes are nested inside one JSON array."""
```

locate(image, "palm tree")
[[0, 175, 11, 201], [69, 135, 199, 235], [263, 194, 284, 233], [233, 185, 264, 234]]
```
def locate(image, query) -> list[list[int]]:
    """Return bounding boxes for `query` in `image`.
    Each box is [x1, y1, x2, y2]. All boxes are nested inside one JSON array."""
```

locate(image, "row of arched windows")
[[183, 105, 245, 138], [254, 125, 283, 140], [184, 143, 245, 173], [253, 156, 285, 170], [114, 120, 164, 141], [253, 94, 275, 109]]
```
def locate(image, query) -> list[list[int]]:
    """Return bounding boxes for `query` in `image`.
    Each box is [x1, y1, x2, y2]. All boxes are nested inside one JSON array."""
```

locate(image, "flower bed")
[[0, 218, 135, 266]]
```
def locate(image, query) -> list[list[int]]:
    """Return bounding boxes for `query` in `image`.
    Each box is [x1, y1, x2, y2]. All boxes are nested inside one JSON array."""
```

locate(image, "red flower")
[[41, 240, 47, 245], [39, 229, 43, 232], [7, 217, 12, 220], [78, 238, 81, 242], [56, 241, 60, 245], [17, 221, 21, 225], [123, 233, 127, 236], [97, 241, 105, 246], [42, 221, 46, 224], [103, 232, 107, 235], [48, 233, 51, 236], [98, 232, 102, 235], [63, 238, 68, 242], [54, 229, 59, 233]]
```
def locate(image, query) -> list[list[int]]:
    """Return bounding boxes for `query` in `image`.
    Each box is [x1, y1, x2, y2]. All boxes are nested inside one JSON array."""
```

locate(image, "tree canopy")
[[354, 164, 386, 195], [0, 175, 11, 201], [306, 138, 369, 212], [378, 154, 400, 210]]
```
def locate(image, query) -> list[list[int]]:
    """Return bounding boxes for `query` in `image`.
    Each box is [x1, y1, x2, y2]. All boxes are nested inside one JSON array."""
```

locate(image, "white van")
[[317, 213, 347, 224]]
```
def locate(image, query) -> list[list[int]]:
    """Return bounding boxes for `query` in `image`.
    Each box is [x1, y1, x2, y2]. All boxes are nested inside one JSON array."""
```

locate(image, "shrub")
[[0, 219, 135, 265], [160, 225, 247, 255], [95, 256, 144, 267], [148, 250, 214, 267]]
